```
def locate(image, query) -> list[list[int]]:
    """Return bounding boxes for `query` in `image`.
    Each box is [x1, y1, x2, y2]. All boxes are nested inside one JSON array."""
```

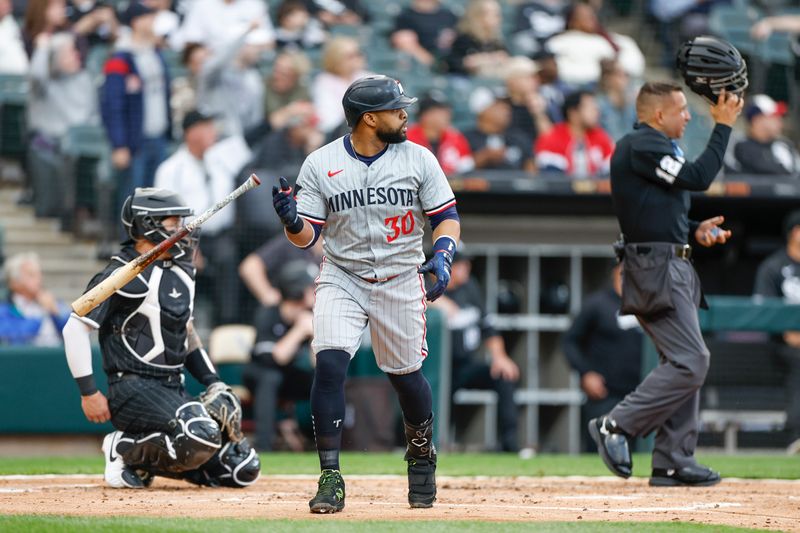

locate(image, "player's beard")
[[376, 122, 407, 144]]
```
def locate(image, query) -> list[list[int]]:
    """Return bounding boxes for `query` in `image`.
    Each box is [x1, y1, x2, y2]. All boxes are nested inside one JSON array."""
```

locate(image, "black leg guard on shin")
[[403, 414, 437, 508], [118, 402, 221, 475], [183, 436, 261, 488]]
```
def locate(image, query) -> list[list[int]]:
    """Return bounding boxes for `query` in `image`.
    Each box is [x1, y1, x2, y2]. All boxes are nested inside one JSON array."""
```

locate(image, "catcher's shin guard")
[[184, 437, 261, 488], [403, 415, 437, 508], [118, 402, 221, 474]]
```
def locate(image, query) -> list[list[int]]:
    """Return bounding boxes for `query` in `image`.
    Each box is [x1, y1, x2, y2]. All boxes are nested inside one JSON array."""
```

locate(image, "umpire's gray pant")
[[611, 256, 710, 470]]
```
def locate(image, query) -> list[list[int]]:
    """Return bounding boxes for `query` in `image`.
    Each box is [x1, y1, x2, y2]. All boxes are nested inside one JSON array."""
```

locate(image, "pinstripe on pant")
[[108, 376, 194, 434], [312, 259, 429, 375]]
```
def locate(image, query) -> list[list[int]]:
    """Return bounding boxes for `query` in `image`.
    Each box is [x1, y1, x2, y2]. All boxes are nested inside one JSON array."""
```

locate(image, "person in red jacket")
[[534, 90, 614, 178], [406, 90, 474, 176]]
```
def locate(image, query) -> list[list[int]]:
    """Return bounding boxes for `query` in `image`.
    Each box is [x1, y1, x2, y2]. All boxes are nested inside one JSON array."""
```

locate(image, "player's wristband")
[[433, 235, 457, 261], [76, 375, 98, 397], [286, 217, 305, 234]]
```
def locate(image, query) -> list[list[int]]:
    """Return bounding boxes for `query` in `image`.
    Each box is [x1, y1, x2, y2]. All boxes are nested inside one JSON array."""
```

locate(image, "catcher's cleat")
[[406, 456, 437, 508], [309, 469, 345, 513], [102, 431, 145, 489]]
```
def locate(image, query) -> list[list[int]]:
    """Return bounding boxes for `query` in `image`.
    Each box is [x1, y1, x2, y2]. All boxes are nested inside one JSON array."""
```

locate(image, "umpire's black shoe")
[[588, 416, 632, 479], [649, 465, 721, 487], [309, 469, 345, 514]]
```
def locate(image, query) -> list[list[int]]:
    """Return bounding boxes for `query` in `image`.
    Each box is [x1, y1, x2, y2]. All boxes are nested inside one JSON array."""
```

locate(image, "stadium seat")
[[452, 389, 498, 450], [0, 74, 28, 161], [208, 324, 257, 365], [208, 324, 257, 404]]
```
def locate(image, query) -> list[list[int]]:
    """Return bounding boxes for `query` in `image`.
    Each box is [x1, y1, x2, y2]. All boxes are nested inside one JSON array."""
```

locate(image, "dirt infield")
[[0, 474, 798, 530]]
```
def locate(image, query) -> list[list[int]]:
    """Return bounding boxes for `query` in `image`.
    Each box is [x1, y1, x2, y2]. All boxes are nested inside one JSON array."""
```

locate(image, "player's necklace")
[[349, 135, 365, 164]]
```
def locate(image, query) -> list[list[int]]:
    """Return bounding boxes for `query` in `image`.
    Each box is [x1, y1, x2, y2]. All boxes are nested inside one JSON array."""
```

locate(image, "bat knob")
[[250, 173, 261, 186], [279, 176, 291, 192]]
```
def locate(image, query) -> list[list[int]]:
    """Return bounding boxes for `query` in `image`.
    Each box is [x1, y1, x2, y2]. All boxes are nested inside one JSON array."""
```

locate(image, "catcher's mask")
[[676, 36, 748, 104], [121, 187, 196, 260]]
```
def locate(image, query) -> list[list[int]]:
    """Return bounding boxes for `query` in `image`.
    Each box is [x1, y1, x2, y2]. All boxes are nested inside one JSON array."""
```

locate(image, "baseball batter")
[[272, 75, 460, 513]]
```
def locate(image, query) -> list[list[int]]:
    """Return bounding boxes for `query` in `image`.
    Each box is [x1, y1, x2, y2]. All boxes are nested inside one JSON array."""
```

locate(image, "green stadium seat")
[[0, 74, 28, 161]]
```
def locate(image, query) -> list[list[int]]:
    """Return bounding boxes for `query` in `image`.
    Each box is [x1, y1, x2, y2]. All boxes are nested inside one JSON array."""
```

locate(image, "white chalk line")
[[2, 474, 798, 483]]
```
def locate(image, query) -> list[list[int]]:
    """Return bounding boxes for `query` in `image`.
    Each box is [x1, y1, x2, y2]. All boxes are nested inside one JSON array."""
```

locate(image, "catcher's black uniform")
[[75, 245, 259, 486]]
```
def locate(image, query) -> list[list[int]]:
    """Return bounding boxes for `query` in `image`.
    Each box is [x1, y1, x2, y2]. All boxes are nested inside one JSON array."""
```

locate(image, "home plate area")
[[0, 475, 798, 530]]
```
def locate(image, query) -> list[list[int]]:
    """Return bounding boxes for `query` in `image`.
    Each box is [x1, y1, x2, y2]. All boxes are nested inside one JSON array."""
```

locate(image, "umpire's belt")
[[630, 243, 692, 260]]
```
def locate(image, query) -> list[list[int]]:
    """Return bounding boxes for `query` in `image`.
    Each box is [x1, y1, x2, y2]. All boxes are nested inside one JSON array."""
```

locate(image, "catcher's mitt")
[[199, 382, 244, 442]]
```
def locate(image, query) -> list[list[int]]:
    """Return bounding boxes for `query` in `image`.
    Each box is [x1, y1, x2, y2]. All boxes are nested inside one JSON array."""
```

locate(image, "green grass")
[[0, 516, 766, 533], [0, 452, 798, 479]]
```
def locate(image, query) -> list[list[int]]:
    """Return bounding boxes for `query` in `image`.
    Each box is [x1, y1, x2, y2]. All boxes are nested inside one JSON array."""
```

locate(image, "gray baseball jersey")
[[295, 136, 456, 279]]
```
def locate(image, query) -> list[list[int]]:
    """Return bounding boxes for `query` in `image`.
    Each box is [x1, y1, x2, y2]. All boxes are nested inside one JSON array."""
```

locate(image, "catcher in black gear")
[[63, 188, 260, 489]]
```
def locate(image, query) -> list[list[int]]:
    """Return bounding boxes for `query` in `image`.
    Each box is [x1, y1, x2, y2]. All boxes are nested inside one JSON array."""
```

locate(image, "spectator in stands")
[[311, 36, 368, 135], [239, 232, 324, 309], [431, 247, 520, 452], [154, 110, 242, 326], [246, 109, 324, 177], [406, 90, 474, 176], [533, 48, 569, 123], [0, 252, 70, 347], [66, 0, 118, 47], [264, 49, 314, 131], [27, 31, 98, 145], [650, 0, 722, 68], [563, 263, 643, 452], [24, 0, 114, 57], [596, 58, 637, 142], [0, 0, 30, 73], [504, 56, 552, 151], [465, 86, 535, 172], [509, 0, 567, 57], [101, 1, 171, 212], [274, 0, 325, 51], [730, 95, 800, 178], [169, 42, 205, 136], [243, 260, 317, 451], [546, 2, 644, 87], [194, 21, 269, 138], [753, 210, 800, 454], [305, 0, 370, 28], [174, 0, 274, 51], [23, 0, 70, 56], [444, 0, 510, 78], [534, 90, 614, 178], [751, 13, 800, 42], [391, 0, 458, 68]]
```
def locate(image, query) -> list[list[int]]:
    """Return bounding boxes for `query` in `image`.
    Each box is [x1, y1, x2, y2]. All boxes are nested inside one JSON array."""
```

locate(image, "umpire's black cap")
[[272, 260, 318, 301]]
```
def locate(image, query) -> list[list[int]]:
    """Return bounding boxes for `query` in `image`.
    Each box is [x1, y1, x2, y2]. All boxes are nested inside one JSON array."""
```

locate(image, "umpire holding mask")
[[588, 80, 743, 487]]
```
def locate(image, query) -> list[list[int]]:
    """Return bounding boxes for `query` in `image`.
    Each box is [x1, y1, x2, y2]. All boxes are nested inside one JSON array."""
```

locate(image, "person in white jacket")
[[546, 2, 644, 87], [0, 0, 28, 74]]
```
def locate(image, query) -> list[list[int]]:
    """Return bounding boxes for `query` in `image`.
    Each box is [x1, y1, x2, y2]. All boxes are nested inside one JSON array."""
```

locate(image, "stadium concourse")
[[0, 474, 798, 530]]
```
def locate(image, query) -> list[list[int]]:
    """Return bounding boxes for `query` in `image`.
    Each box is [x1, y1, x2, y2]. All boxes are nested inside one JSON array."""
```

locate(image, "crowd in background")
[[2, 0, 800, 451]]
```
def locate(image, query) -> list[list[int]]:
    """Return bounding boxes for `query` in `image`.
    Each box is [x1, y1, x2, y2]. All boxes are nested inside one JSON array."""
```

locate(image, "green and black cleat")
[[309, 469, 345, 514], [407, 456, 437, 508]]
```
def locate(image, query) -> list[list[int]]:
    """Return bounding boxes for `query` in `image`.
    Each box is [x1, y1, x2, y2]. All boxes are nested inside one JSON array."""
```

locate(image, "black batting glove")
[[418, 236, 456, 302], [272, 176, 304, 234]]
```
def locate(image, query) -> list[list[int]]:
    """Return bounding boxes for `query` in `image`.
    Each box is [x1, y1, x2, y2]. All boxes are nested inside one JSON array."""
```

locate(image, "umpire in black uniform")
[[588, 81, 743, 487]]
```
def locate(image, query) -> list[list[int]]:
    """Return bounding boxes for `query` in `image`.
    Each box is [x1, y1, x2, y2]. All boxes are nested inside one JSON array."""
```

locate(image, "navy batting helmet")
[[676, 36, 748, 104], [342, 75, 418, 127]]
